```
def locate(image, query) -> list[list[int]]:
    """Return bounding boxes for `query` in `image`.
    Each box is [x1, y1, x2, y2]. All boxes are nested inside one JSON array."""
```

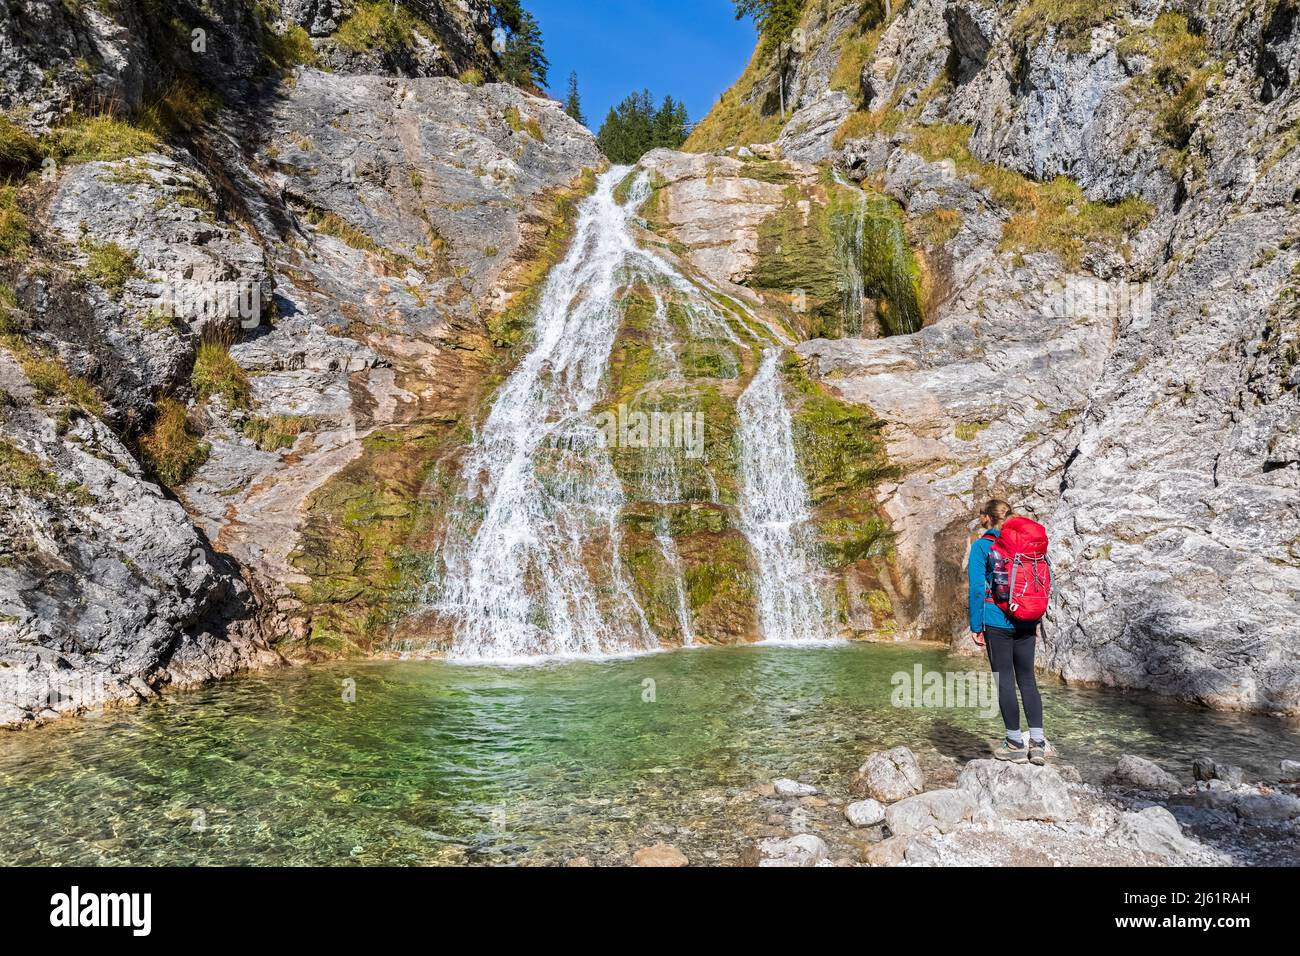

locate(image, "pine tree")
[[733, 0, 805, 53], [501, 10, 548, 90], [596, 90, 691, 164], [564, 72, 586, 126]]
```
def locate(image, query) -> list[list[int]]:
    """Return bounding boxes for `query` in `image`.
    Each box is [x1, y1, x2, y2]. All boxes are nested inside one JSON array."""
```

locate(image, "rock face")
[[0, 3, 601, 724], [689, 0, 1300, 713], [851, 746, 926, 802]]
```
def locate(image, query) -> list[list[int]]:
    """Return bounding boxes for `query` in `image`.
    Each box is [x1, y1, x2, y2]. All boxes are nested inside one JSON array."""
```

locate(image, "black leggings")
[[984, 624, 1043, 732]]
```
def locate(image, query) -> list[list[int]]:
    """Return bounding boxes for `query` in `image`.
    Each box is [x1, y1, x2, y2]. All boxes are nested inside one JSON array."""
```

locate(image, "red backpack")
[[984, 516, 1052, 623]]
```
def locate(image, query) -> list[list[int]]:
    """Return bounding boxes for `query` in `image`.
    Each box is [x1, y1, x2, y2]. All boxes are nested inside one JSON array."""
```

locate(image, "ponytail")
[[981, 499, 1012, 527]]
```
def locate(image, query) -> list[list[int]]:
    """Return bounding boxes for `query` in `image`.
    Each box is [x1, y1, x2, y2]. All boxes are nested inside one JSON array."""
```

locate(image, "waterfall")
[[735, 350, 835, 644], [432, 164, 834, 659], [832, 173, 869, 338], [435, 166, 656, 660]]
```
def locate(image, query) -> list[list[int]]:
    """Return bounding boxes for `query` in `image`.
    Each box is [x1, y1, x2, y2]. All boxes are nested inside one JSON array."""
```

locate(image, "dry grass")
[[79, 238, 140, 297], [0, 437, 61, 497], [0, 185, 31, 261], [1012, 0, 1121, 53], [907, 122, 1152, 268], [141, 398, 209, 486], [335, 1, 429, 53], [44, 113, 159, 163], [0, 333, 103, 415], [192, 338, 251, 408], [0, 113, 41, 176], [243, 414, 311, 451], [683, 45, 786, 153]]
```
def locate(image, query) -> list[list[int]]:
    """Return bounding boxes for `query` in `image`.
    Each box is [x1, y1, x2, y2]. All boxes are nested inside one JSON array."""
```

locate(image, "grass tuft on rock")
[[79, 238, 140, 297], [0, 437, 62, 497], [0, 113, 41, 176], [141, 398, 209, 486], [192, 339, 251, 408], [908, 123, 1152, 268], [243, 414, 312, 451], [44, 113, 160, 164], [335, 1, 430, 54], [0, 185, 31, 260]]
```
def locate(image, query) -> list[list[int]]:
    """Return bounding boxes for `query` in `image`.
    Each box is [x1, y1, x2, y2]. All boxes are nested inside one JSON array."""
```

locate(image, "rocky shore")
[[619, 747, 1300, 868]]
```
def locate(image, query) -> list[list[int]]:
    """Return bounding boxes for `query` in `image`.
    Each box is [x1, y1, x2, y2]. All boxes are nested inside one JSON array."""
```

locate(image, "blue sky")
[[527, 0, 759, 130]]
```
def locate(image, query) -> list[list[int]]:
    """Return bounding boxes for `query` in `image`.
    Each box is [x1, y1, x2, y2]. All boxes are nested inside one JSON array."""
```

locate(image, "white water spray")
[[736, 349, 835, 644]]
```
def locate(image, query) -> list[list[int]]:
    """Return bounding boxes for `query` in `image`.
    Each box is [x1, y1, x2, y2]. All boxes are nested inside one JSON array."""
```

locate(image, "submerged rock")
[[773, 778, 818, 798], [1108, 755, 1185, 795], [631, 844, 689, 867]]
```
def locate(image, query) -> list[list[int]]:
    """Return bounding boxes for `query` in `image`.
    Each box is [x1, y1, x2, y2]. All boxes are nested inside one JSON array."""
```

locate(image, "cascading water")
[[735, 350, 835, 644], [434, 167, 655, 660], [433, 164, 835, 659], [832, 172, 869, 338]]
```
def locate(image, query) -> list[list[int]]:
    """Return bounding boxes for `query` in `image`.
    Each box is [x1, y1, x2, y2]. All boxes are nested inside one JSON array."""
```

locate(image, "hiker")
[[967, 499, 1053, 766]]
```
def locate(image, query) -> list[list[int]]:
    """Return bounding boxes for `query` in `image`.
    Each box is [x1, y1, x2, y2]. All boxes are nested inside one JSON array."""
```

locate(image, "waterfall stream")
[[433, 165, 834, 659], [736, 350, 835, 644]]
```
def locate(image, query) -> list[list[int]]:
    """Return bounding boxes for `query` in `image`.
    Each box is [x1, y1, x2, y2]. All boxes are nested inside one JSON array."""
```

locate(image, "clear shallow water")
[[2, 643, 1297, 866]]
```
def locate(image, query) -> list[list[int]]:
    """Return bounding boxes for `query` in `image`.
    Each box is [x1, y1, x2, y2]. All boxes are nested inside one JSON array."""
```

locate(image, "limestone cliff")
[[688, 0, 1300, 713], [0, 0, 600, 724]]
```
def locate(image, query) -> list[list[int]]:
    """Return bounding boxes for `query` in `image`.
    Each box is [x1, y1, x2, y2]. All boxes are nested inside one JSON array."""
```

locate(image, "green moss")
[[487, 167, 598, 350], [192, 340, 251, 408], [459, 69, 486, 87], [748, 180, 923, 338]]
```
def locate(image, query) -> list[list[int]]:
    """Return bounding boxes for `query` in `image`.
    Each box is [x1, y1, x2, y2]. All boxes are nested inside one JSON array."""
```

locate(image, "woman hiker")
[[967, 499, 1047, 765]]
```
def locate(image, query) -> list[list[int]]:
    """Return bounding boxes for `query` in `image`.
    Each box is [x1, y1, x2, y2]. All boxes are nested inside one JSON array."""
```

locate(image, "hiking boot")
[[993, 738, 1029, 763], [1029, 740, 1047, 765]]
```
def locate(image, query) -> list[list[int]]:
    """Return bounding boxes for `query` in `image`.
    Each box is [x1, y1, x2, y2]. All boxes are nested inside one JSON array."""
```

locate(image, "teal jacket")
[[968, 530, 1012, 633]]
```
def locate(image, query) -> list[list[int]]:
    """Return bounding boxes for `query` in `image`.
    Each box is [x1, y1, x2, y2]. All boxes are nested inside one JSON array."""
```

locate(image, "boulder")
[[772, 778, 818, 798], [861, 835, 909, 867], [754, 834, 828, 868], [850, 746, 925, 803], [1191, 757, 1244, 785], [631, 844, 688, 867], [845, 798, 887, 828], [885, 789, 977, 839], [1281, 760, 1300, 782], [957, 760, 1076, 822], [1110, 807, 1203, 860], [1107, 755, 1184, 794]]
